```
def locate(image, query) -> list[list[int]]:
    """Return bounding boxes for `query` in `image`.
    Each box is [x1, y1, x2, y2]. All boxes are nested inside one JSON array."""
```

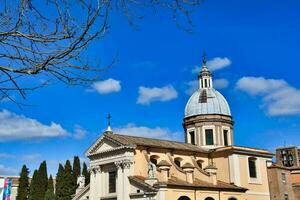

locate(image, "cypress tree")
[[37, 161, 48, 200], [55, 164, 65, 200], [72, 156, 81, 188], [16, 165, 30, 200], [82, 162, 90, 186], [63, 160, 75, 200], [44, 175, 55, 200], [28, 170, 39, 200]]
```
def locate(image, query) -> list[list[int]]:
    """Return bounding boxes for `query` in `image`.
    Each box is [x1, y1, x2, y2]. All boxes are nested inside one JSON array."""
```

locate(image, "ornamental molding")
[[90, 165, 101, 175], [114, 159, 133, 169]]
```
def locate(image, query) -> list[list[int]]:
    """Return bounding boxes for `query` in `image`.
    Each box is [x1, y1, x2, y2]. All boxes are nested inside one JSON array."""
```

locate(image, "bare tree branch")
[[0, 0, 201, 103]]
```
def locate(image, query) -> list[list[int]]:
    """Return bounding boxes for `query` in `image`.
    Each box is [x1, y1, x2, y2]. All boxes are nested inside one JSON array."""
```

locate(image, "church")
[[72, 57, 274, 200]]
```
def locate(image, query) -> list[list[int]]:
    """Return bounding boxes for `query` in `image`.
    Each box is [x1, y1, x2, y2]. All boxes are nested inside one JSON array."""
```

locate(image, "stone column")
[[115, 159, 133, 200], [123, 160, 132, 200], [89, 165, 101, 199]]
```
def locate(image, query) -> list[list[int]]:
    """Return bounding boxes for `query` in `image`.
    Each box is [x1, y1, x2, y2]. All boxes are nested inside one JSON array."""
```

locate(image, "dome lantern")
[[198, 52, 213, 89]]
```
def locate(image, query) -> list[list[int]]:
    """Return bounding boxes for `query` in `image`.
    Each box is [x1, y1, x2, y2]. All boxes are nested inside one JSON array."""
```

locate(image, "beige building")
[[73, 57, 274, 200]]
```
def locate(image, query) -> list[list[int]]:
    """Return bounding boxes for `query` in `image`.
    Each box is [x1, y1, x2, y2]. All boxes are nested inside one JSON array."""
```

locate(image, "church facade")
[[73, 58, 273, 200]]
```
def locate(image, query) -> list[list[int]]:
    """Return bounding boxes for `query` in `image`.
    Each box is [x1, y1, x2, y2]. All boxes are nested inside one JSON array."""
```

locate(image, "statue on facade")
[[77, 175, 85, 189], [148, 161, 156, 178]]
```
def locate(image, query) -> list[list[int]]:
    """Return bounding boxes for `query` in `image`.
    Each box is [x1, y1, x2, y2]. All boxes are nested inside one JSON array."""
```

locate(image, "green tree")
[[55, 164, 65, 200], [16, 165, 30, 200], [37, 161, 48, 199], [63, 160, 75, 200], [28, 170, 39, 200], [82, 162, 90, 186], [72, 156, 81, 188], [44, 175, 55, 200]]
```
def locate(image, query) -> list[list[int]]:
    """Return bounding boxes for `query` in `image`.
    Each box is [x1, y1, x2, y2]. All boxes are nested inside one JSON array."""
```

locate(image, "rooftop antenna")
[[105, 113, 112, 133]]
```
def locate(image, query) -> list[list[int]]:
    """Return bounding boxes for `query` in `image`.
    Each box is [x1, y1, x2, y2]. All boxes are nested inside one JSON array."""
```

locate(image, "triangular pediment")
[[95, 138, 120, 153], [85, 133, 124, 156]]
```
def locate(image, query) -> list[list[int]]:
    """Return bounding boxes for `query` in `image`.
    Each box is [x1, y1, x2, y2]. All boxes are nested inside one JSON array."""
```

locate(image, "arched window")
[[205, 129, 214, 145], [196, 160, 204, 169], [150, 155, 159, 166], [248, 157, 257, 178], [174, 157, 182, 168], [204, 197, 215, 200], [178, 196, 190, 200], [228, 198, 237, 200]]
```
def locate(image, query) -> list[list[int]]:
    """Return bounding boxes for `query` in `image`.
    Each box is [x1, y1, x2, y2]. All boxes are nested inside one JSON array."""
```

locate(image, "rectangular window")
[[108, 171, 117, 193], [205, 129, 214, 145], [248, 158, 257, 178], [223, 130, 228, 146], [189, 131, 195, 145]]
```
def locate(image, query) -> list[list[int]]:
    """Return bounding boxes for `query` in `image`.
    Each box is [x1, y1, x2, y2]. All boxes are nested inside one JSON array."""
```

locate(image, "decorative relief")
[[90, 165, 101, 175], [114, 159, 133, 169]]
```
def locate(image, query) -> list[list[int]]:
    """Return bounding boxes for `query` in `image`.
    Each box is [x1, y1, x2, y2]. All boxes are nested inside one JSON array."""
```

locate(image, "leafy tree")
[[37, 161, 48, 199], [55, 164, 65, 200], [44, 175, 55, 200], [72, 156, 81, 188], [28, 170, 39, 200], [82, 162, 90, 186], [16, 165, 30, 200]]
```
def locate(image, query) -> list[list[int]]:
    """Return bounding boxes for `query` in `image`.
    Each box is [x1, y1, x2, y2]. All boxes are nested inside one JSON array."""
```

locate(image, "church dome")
[[184, 88, 231, 117], [184, 54, 231, 118]]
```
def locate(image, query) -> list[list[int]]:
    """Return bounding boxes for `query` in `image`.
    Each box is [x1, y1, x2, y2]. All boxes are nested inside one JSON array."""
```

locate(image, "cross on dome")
[[198, 52, 213, 89]]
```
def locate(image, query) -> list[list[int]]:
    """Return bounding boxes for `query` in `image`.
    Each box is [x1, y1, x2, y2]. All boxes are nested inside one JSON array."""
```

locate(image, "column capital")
[[114, 159, 133, 169], [90, 165, 101, 175]]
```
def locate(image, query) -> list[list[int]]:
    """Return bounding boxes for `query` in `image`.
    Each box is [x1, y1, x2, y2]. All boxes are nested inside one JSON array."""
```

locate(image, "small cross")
[[107, 113, 111, 126]]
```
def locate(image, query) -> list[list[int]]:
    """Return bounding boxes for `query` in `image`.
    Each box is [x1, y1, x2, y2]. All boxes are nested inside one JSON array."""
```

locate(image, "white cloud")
[[137, 85, 178, 105], [236, 77, 300, 116], [73, 125, 88, 140], [0, 153, 14, 159], [0, 110, 69, 141], [0, 164, 18, 176], [115, 123, 181, 141], [91, 78, 121, 94], [214, 78, 229, 89], [21, 154, 41, 162], [185, 80, 198, 95], [192, 57, 231, 73]]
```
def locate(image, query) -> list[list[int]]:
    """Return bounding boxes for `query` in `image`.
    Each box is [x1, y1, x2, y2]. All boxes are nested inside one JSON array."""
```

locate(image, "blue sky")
[[1, 0, 300, 176]]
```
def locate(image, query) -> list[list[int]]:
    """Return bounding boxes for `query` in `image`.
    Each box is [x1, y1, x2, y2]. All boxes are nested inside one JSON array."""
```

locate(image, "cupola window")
[[150, 155, 159, 166], [205, 129, 214, 145], [223, 130, 229, 146], [174, 157, 182, 168], [189, 131, 195, 145], [197, 160, 204, 169]]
